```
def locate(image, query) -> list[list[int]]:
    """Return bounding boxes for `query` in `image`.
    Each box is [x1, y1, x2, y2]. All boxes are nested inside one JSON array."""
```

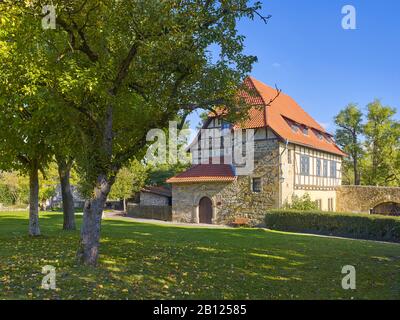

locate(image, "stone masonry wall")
[[336, 185, 400, 213], [140, 192, 170, 206]]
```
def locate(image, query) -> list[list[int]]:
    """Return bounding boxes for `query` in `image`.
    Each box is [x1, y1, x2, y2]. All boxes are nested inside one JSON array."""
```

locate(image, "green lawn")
[[0, 211, 399, 300]]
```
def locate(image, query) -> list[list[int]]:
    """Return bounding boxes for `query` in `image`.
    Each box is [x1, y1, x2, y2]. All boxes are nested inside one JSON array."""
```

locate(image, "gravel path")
[[102, 210, 232, 228]]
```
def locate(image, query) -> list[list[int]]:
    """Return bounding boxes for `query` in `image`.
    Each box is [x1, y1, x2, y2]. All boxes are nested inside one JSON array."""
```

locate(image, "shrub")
[[283, 193, 319, 211], [265, 209, 400, 243]]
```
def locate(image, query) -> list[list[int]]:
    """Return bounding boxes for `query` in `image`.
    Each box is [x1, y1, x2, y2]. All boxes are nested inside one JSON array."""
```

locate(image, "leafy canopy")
[[0, 0, 265, 192]]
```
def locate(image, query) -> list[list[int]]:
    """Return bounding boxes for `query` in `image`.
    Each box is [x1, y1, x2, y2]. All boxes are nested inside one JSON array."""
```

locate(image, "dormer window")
[[315, 131, 323, 140], [301, 126, 309, 135], [324, 135, 332, 144], [291, 123, 299, 133]]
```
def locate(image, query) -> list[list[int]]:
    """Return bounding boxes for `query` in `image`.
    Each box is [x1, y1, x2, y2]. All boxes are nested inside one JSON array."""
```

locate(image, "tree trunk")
[[76, 101, 116, 266], [29, 162, 40, 236], [353, 157, 360, 185], [57, 158, 76, 230], [123, 198, 126, 213], [352, 133, 361, 186], [76, 174, 112, 266]]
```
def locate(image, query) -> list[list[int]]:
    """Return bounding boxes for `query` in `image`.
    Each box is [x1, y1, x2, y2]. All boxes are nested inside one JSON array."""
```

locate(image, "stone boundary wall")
[[336, 185, 400, 213], [127, 203, 172, 221]]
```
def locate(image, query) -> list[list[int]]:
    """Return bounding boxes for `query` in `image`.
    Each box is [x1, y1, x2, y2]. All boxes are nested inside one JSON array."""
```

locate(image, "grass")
[[0, 211, 399, 300]]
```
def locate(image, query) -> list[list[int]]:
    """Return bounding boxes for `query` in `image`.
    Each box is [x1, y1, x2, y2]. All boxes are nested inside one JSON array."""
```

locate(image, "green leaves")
[[108, 160, 147, 201], [334, 101, 400, 186], [363, 100, 400, 186]]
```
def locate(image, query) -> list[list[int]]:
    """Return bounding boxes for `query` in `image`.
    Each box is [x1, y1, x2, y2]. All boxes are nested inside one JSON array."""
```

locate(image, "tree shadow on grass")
[[0, 212, 399, 300]]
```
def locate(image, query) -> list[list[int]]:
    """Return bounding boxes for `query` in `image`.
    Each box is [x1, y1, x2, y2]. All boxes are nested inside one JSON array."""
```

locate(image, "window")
[[324, 135, 332, 144], [302, 126, 309, 135], [315, 199, 322, 210], [315, 131, 323, 140], [252, 178, 262, 193], [221, 121, 230, 130], [323, 160, 328, 177], [330, 161, 337, 178], [316, 159, 322, 176], [328, 198, 334, 211], [288, 150, 292, 164], [291, 123, 299, 133], [300, 155, 310, 176]]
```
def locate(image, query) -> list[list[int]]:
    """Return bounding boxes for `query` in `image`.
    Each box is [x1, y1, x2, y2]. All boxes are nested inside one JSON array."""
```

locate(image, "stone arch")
[[371, 202, 400, 216], [336, 186, 400, 214], [370, 196, 400, 210], [192, 193, 217, 224], [198, 197, 213, 224]]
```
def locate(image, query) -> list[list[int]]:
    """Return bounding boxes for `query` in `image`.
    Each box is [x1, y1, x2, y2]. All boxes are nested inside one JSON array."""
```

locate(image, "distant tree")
[[334, 104, 364, 185], [362, 100, 400, 186], [146, 163, 189, 187], [108, 160, 148, 212], [0, 172, 29, 206], [38, 163, 59, 211]]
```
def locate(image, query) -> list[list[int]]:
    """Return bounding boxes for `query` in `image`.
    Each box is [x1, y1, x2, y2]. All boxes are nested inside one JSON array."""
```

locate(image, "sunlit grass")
[[0, 211, 399, 300]]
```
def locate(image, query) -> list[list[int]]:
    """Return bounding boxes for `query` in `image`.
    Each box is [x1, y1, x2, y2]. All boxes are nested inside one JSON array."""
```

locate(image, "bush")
[[283, 193, 319, 211], [265, 210, 400, 243], [0, 184, 15, 205]]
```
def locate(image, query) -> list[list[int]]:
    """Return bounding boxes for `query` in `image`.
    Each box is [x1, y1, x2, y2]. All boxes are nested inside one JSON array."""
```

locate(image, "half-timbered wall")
[[293, 145, 342, 189]]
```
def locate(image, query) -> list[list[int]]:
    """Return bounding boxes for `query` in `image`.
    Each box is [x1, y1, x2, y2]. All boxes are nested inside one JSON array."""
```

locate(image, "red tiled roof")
[[233, 77, 346, 156], [166, 164, 236, 184]]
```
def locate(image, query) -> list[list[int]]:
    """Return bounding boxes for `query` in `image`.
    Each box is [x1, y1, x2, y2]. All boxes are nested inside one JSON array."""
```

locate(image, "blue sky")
[[187, 0, 400, 134]]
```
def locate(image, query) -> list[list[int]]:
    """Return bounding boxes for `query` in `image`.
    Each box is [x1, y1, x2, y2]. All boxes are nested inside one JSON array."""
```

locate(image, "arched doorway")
[[371, 202, 400, 216], [199, 197, 213, 224]]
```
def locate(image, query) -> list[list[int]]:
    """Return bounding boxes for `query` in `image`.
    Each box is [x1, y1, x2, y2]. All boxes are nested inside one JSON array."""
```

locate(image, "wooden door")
[[199, 197, 213, 224]]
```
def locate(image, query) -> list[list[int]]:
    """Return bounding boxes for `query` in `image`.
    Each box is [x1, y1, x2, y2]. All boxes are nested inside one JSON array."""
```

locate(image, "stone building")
[[127, 186, 172, 221], [139, 186, 172, 206], [167, 77, 346, 225]]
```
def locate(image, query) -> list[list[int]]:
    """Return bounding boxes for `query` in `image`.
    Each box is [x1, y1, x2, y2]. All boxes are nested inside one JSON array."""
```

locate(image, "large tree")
[[1, 1, 265, 265], [362, 100, 400, 186], [0, 3, 75, 235], [334, 103, 364, 185], [0, 103, 54, 236]]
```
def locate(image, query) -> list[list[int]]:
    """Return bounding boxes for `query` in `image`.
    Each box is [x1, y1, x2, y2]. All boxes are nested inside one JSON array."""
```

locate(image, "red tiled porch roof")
[[166, 164, 236, 184]]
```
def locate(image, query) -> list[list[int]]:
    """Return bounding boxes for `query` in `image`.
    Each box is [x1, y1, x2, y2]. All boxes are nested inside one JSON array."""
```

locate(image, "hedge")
[[265, 210, 400, 243]]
